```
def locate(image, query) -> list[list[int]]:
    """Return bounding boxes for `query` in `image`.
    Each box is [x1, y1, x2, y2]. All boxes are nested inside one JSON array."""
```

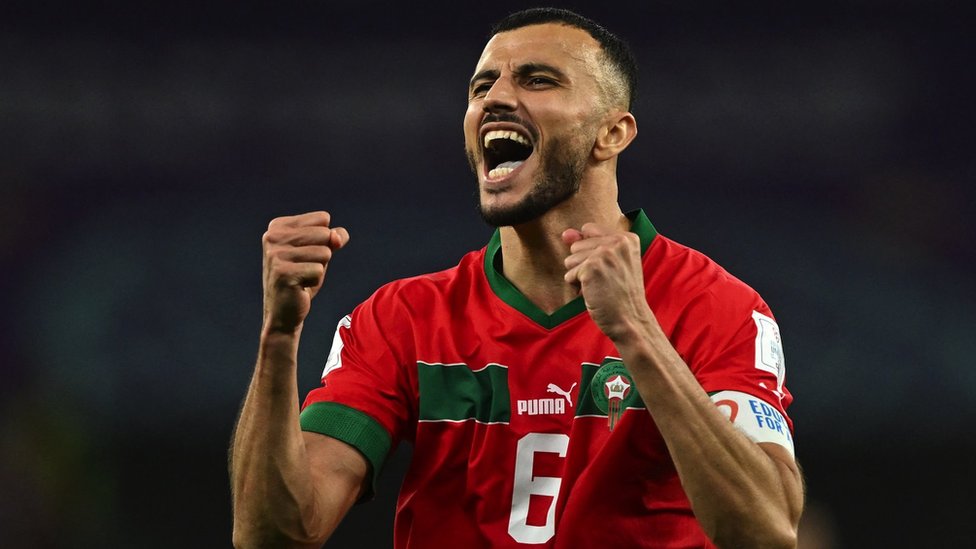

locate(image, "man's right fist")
[[261, 211, 349, 334]]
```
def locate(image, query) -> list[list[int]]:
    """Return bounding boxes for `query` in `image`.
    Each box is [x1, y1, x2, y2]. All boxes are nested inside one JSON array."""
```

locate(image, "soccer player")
[[230, 8, 803, 548]]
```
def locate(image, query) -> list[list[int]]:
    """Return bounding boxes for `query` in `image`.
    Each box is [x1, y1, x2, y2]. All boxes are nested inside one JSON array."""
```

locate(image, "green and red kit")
[[301, 210, 794, 548]]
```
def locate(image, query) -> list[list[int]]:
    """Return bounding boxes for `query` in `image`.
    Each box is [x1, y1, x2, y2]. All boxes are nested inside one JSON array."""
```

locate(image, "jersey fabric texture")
[[300, 210, 794, 548]]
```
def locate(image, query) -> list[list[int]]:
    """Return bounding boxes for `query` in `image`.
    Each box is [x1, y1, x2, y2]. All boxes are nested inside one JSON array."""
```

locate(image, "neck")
[[497, 184, 629, 314]]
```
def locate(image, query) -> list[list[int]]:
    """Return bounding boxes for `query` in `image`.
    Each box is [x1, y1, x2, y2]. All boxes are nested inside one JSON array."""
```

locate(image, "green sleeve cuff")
[[299, 401, 393, 500]]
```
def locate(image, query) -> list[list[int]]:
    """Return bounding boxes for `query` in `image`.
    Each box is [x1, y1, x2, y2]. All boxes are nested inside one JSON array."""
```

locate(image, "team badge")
[[590, 360, 639, 431]]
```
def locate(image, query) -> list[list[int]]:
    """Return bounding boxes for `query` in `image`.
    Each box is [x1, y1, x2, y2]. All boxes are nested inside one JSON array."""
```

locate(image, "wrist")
[[606, 307, 660, 347], [608, 311, 689, 384], [261, 317, 304, 338], [262, 311, 305, 334], [258, 326, 303, 359]]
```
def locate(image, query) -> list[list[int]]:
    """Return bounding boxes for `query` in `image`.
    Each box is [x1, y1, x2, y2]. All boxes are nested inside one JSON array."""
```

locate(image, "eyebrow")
[[469, 69, 500, 89], [469, 63, 568, 90]]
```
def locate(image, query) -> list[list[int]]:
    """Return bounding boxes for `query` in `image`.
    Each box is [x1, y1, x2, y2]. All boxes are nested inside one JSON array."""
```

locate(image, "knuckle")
[[267, 216, 287, 230], [266, 252, 292, 274], [306, 264, 326, 283], [263, 224, 291, 244], [271, 272, 291, 288], [269, 249, 287, 263]]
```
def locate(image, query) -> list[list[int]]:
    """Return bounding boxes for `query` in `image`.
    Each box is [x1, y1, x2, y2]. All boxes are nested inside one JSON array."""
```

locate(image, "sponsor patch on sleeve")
[[321, 315, 352, 379], [751, 310, 786, 400], [711, 390, 795, 458], [751, 311, 784, 376]]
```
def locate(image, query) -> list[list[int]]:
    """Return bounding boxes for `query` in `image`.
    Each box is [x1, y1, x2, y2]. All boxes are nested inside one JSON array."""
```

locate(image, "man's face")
[[464, 23, 608, 227]]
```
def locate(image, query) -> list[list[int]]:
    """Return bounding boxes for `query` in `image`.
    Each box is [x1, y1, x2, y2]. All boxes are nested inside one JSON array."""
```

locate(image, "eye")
[[526, 76, 556, 88], [471, 82, 493, 98]]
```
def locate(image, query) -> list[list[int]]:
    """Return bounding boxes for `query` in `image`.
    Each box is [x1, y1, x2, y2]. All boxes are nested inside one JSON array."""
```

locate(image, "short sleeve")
[[300, 282, 417, 496], [671, 284, 794, 434]]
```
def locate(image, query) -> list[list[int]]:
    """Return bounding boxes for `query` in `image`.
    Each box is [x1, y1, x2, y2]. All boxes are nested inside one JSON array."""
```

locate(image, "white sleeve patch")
[[711, 390, 795, 458], [751, 310, 786, 398], [321, 315, 352, 379]]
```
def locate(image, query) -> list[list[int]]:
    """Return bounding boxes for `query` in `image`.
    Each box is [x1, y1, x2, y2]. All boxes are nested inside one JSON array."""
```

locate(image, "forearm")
[[230, 329, 331, 548], [613, 316, 801, 548]]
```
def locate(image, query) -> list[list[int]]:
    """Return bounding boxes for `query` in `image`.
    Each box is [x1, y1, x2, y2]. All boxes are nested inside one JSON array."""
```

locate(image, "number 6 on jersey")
[[508, 433, 570, 543]]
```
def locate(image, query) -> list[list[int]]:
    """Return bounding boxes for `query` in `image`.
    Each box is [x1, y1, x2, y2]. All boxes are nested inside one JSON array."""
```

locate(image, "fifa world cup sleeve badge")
[[590, 360, 640, 431]]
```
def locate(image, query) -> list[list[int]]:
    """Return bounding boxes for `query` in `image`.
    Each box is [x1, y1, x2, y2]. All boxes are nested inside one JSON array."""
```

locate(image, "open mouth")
[[483, 130, 534, 179]]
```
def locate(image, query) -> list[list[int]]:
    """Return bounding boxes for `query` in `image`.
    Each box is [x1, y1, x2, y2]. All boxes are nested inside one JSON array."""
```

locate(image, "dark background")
[[2, 1, 972, 547]]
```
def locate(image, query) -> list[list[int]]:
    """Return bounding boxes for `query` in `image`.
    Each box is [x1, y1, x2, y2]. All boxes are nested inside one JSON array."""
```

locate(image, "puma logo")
[[515, 382, 579, 416], [546, 382, 577, 406]]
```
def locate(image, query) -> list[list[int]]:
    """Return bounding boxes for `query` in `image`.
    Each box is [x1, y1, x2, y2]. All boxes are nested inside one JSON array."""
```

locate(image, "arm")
[[563, 225, 803, 549], [608, 315, 803, 548], [230, 211, 366, 548]]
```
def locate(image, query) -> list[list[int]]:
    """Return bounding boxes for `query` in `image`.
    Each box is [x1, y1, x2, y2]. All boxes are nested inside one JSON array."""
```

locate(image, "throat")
[[503, 261, 580, 314], [496, 242, 580, 315], [521, 282, 581, 315]]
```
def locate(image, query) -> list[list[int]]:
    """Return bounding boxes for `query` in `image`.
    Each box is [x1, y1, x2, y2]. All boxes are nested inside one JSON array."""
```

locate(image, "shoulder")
[[648, 236, 790, 402], [359, 246, 488, 315], [337, 246, 488, 361], [647, 234, 765, 310]]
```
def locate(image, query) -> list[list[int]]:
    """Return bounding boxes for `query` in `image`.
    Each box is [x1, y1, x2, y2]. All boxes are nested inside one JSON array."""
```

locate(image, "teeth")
[[487, 161, 523, 179], [488, 166, 514, 178], [484, 130, 530, 149]]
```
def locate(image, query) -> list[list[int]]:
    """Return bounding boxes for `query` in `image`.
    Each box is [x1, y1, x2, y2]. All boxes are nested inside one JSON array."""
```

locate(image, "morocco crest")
[[590, 360, 639, 431]]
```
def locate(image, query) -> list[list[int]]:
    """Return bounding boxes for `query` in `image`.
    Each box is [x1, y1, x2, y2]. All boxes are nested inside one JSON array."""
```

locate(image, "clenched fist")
[[262, 211, 349, 334], [562, 223, 651, 342]]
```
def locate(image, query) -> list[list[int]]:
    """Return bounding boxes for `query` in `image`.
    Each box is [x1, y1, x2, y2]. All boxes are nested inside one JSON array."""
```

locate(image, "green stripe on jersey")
[[418, 362, 511, 423], [300, 401, 392, 497]]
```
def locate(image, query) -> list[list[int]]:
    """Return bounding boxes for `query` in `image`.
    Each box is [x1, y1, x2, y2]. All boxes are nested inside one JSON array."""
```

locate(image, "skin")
[[463, 24, 637, 313], [230, 212, 365, 547], [230, 22, 803, 548]]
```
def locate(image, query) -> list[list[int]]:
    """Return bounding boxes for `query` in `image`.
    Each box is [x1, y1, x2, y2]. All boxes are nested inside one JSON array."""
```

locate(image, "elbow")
[[232, 521, 259, 549], [757, 526, 798, 549], [232, 527, 325, 549], [710, 520, 797, 549], [231, 524, 251, 549], [703, 486, 802, 549], [231, 485, 332, 548], [232, 514, 328, 549], [232, 520, 274, 549], [703, 501, 798, 549]]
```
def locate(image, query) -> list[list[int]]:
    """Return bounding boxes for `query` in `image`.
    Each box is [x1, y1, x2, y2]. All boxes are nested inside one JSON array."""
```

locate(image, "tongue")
[[496, 161, 523, 170]]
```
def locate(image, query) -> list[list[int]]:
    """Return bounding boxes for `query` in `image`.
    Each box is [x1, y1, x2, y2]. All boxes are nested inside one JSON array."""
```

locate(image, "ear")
[[592, 111, 637, 162]]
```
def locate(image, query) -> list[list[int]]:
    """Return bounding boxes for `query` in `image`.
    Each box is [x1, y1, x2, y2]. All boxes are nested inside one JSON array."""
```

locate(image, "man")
[[231, 8, 803, 548]]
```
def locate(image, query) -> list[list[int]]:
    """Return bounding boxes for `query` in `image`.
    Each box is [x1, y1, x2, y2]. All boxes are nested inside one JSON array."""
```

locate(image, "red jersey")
[[300, 210, 793, 548]]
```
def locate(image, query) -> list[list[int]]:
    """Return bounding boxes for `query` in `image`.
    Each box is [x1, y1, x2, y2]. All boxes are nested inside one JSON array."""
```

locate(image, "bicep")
[[758, 442, 805, 525], [302, 431, 371, 534]]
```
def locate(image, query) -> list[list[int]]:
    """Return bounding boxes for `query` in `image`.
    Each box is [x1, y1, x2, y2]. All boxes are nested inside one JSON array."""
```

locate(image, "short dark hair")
[[490, 7, 638, 110]]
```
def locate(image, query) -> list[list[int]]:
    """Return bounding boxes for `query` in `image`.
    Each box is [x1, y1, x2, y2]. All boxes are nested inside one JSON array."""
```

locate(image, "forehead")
[[474, 23, 603, 75]]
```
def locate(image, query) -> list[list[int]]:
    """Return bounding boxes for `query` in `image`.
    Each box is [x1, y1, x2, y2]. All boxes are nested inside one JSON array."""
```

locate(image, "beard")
[[467, 133, 589, 228]]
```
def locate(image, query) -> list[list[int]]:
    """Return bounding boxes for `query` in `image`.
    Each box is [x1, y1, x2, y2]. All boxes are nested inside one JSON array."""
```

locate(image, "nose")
[[483, 77, 517, 113]]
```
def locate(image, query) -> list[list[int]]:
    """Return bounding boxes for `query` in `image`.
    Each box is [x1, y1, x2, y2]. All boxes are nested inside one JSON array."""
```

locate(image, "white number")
[[507, 433, 570, 543]]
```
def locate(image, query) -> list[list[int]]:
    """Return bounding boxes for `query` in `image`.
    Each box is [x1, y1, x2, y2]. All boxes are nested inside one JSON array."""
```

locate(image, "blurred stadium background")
[[1, 1, 972, 547]]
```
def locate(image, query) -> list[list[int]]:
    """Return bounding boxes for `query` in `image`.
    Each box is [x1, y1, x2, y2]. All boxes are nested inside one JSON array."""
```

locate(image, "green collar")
[[483, 209, 658, 330]]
